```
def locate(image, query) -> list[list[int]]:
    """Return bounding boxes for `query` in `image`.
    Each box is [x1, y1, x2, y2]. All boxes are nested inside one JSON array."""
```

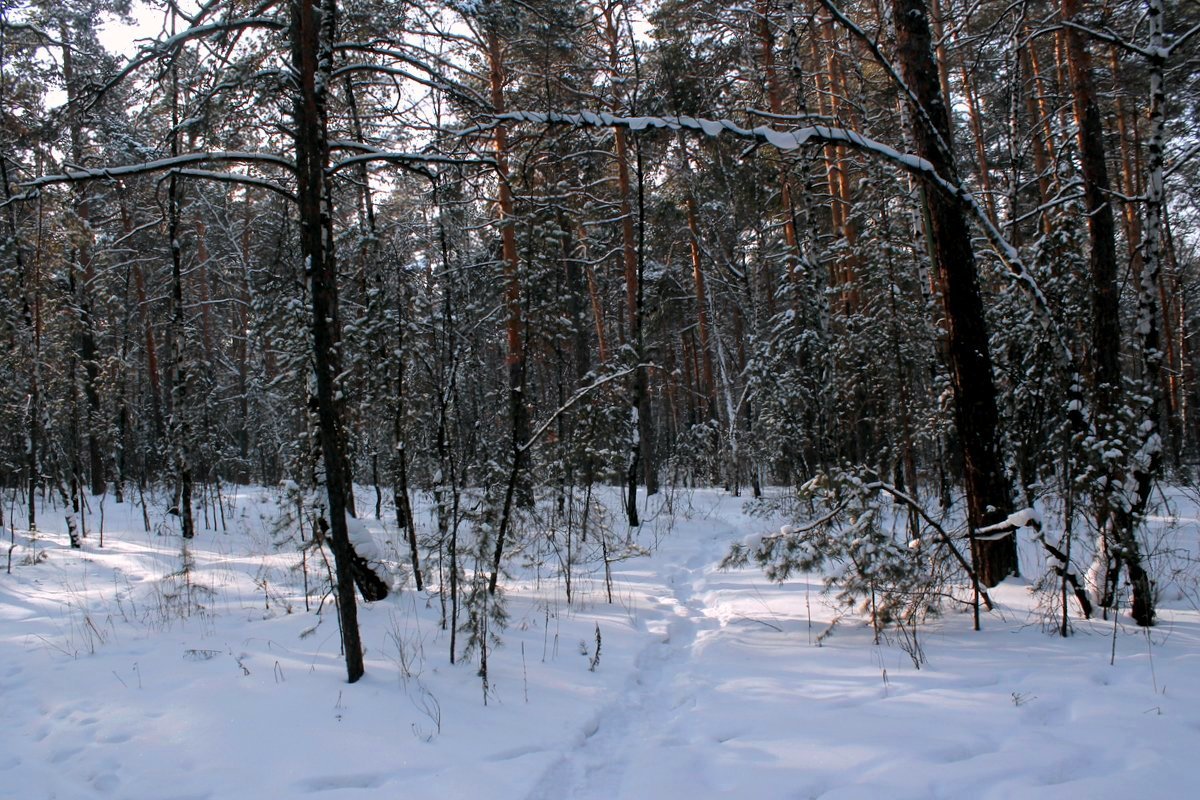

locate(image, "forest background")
[[2, 0, 1200, 682]]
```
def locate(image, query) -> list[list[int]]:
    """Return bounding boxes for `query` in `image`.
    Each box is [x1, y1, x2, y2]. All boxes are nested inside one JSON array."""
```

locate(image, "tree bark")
[[60, 23, 106, 496], [1061, 0, 1153, 625], [167, 15, 195, 541], [484, 25, 530, 592], [292, 0, 366, 682], [0, 130, 39, 534], [892, 0, 1017, 586], [757, 0, 803, 283], [602, 3, 656, 524]]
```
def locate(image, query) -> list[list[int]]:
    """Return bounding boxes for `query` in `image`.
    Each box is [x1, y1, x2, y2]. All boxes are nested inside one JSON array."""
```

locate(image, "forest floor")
[[3, 485, 1200, 799]]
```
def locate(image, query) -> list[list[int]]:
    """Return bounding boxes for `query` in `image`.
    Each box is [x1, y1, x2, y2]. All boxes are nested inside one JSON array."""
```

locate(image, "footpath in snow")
[[2, 487, 1200, 799]]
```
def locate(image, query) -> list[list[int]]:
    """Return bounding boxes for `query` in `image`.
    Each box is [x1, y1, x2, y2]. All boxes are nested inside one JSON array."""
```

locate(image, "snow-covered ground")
[[3, 486, 1199, 799]]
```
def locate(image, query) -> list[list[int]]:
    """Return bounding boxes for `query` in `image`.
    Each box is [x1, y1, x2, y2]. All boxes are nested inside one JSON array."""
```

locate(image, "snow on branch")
[[168, 169, 296, 201], [487, 110, 1065, 355], [519, 364, 646, 454], [96, 16, 289, 105], [862, 481, 993, 611], [974, 508, 1042, 541], [17, 151, 297, 193], [1165, 140, 1200, 179], [328, 143, 495, 178], [0, 20, 64, 45], [815, 0, 956, 168], [484, 110, 960, 193], [1052, 20, 1154, 59], [1168, 20, 1200, 56], [332, 43, 491, 110]]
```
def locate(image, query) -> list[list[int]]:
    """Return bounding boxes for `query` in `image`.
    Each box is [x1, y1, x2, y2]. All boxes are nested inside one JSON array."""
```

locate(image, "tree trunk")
[[0, 138, 38, 534], [756, 0, 804, 283], [392, 292, 422, 591], [60, 24, 106, 496], [167, 18, 194, 541], [1061, 0, 1153, 625], [685, 193, 717, 422], [484, 26, 530, 592], [892, 0, 1017, 586], [602, 4, 656, 523], [1019, 37, 1057, 237], [292, 0, 365, 682]]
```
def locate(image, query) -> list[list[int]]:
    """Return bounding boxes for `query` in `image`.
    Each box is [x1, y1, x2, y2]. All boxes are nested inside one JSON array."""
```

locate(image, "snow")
[[345, 515, 395, 587], [3, 487, 1200, 799], [976, 507, 1042, 538]]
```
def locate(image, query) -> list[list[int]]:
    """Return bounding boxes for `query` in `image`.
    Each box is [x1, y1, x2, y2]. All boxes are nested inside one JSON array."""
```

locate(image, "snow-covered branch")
[[1051, 20, 1154, 59], [488, 110, 1066, 355], [1165, 140, 1200, 178], [863, 481, 993, 611], [332, 43, 491, 110], [974, 508, 1042, 541], [18, 151, 296, 191], [95, 16, 289, 106], [519, 364, 647, 454], [1166, 19, 1200, 55], [480, 110, 962, 194], [0, 20, 64, 45], [168, 169, 296, 201], [328, 143, 495, 177]]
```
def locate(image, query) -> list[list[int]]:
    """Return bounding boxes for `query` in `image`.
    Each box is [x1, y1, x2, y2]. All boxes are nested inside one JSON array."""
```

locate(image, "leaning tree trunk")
[[1106, 0, 1169, 628], [891, 0, 1018, 586], [392, 292, 423, 591], [1061, 0, 1154, 625], [292, 0, 366, 682]]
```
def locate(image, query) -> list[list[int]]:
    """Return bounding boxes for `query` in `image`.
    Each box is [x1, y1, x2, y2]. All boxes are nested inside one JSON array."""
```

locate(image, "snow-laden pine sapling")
[[725, 469, 949, 644], [542, 506, 575, 605], [463, 568, 504, 705]]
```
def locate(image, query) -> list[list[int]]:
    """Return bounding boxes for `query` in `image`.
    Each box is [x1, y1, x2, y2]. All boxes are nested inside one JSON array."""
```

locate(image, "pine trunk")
[[60, 26, 106, 496], [892, 0, 1017, 586], [1061, 0, 1154, 625], [292, 0, 366, 682]]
